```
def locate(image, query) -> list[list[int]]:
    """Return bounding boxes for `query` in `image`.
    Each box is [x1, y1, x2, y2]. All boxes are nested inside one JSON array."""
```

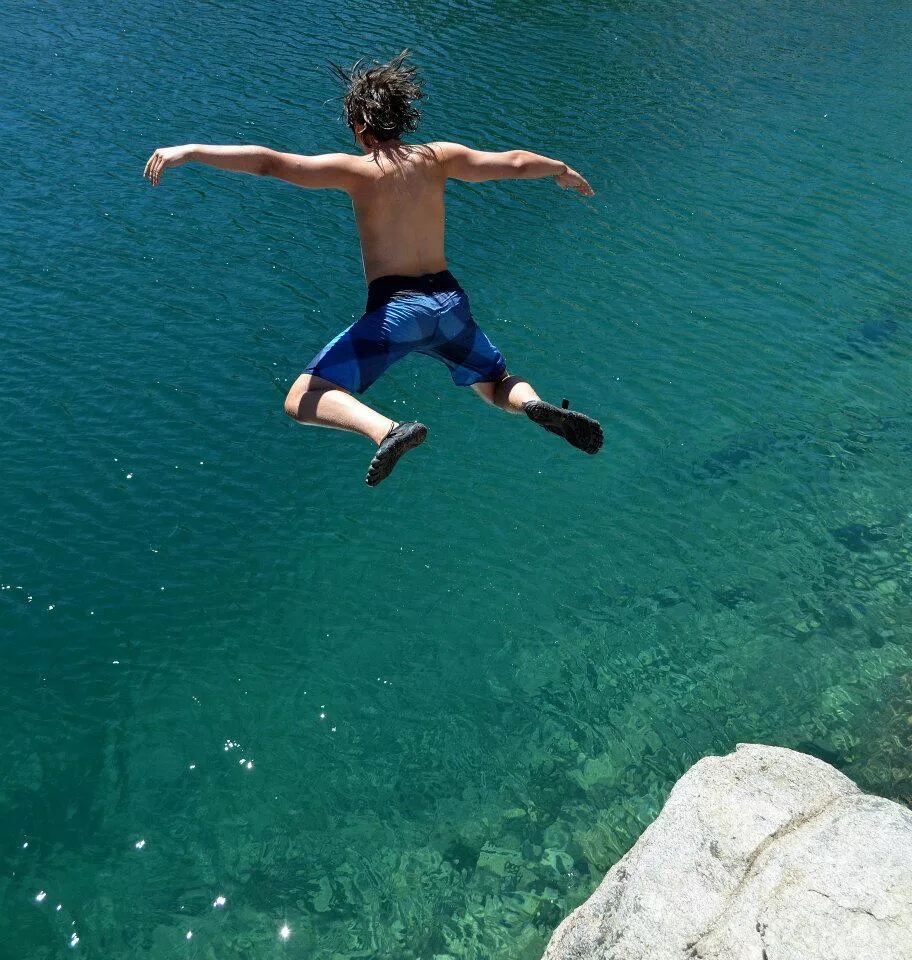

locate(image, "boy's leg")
[[285, 373, 393, 443], [284, 373, 428, 485], [470, 374, 539, 412], [472, 373, 604, 455]]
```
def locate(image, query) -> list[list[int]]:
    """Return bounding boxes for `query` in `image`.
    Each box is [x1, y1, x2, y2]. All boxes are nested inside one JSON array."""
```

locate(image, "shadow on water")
[[837, 308, 904, 361], [691, 429, 780, 482]]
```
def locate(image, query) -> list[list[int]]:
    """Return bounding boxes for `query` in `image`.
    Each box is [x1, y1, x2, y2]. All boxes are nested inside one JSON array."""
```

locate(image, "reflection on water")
[[2, 0, 912, 957]]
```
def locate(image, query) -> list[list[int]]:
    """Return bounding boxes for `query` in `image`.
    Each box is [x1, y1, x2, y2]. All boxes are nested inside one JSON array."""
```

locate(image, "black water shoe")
[[522, 401, 603, 455], [365, 421, 428, 486]]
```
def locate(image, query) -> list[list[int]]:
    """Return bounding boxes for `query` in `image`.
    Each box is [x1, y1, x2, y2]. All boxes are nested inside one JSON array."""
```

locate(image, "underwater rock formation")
[[543, 743, 912, 960]]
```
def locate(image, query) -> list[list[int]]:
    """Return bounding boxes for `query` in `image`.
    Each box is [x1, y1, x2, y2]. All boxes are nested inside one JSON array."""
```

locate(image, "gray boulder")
[[543, 743, 912, 960]]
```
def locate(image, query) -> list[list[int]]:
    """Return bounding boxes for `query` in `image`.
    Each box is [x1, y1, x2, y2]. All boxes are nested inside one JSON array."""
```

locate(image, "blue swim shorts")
[[303, 270, 507, 394]]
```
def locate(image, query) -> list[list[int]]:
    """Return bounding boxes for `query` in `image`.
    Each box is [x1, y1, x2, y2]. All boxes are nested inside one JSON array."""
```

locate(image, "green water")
[[3, 0, 912, 957]]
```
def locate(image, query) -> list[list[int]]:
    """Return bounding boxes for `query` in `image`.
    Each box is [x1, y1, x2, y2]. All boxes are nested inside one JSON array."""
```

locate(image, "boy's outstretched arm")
[[437, 142, 594, 195], [143, 144, 358, 190], [143, 144, 268, 186]]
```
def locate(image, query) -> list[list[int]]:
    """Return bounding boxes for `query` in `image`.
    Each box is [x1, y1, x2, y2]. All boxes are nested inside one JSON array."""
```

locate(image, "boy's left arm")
[[143, 144, 358, 190]]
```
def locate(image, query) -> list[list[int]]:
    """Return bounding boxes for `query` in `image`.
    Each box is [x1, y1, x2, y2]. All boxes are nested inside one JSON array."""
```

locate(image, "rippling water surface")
[[3, 0, 912, 956]]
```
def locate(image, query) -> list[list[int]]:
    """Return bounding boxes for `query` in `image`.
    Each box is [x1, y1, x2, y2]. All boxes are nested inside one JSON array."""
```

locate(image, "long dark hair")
[[330, 50, 423, 144]]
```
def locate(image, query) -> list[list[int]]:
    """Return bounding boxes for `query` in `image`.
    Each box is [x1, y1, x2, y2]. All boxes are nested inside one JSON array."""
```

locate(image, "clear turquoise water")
[[3, 0, 912, 957]]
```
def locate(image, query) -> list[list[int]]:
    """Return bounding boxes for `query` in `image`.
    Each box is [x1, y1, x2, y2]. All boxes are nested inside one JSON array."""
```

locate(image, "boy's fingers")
[[144, 151, 160, 180]]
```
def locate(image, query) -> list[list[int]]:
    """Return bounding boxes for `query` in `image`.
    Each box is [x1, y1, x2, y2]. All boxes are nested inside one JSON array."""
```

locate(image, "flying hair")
[[330, 50, 423, 144]]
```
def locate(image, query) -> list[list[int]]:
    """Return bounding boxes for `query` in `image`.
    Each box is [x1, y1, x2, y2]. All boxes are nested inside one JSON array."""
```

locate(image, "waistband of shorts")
[[365, 270, 462, 312]]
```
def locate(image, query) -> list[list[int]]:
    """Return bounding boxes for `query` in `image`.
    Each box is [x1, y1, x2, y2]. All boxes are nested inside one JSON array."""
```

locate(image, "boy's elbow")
[[256, 148, 277, 177], [508, 150, 530, 173]]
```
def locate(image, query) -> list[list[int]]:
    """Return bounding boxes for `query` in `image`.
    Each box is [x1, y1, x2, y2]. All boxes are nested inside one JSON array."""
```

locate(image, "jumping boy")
[[143, 51, 603, 485]]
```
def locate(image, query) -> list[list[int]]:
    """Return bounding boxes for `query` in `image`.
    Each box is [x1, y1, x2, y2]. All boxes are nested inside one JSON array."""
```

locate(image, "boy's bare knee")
[[284, 389, 301, 419], [286, 373, 346, 420], [493, 375, 514, 405], [493, 374, 525, 407], [284, 375, 312, 419], [470, 380, 497, 405]]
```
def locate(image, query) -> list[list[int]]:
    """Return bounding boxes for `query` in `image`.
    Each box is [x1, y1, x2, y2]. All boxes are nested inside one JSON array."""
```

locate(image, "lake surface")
[[3, 0, 911, 957]]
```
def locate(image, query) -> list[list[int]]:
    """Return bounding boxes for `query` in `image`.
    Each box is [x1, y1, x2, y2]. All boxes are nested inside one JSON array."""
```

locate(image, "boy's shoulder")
[[424, 140, 465, 155]]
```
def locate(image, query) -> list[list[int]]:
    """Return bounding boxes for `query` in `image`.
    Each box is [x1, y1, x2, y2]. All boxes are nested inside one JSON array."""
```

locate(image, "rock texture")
[[543, 743, 912, 960]]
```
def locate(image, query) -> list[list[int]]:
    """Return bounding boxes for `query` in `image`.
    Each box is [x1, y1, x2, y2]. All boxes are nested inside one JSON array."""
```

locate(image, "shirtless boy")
[[143, 51, 603, 485]]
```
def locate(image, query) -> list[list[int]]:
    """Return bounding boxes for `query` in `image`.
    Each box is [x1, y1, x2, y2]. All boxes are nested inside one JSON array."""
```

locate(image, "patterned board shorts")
[[303, 270, 507, 394]]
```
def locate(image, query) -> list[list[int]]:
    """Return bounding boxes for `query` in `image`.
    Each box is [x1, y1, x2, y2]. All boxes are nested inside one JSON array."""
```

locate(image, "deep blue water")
[[2, 0, 912, 957]]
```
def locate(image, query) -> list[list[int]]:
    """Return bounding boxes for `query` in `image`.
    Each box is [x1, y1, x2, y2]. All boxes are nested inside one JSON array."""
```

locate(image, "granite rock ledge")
[[543, 743, 912, 960]]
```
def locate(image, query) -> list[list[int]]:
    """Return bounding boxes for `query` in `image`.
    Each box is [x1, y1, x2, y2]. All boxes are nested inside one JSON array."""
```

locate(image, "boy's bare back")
[[346, 143, 449, 282]]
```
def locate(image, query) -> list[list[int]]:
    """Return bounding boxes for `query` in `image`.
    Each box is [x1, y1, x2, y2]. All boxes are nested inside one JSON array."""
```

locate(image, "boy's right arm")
[[143, 144, 358, 190], [437, 142, 594, 196]]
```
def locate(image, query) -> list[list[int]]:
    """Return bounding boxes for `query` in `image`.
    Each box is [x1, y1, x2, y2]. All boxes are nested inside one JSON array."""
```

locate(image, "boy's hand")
[[555, 167, 595, 196], [143, 145, 193, 186]]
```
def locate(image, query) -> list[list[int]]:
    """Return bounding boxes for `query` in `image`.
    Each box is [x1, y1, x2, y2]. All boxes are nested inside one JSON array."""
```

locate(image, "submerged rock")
[[543, 743, 912, 960]]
